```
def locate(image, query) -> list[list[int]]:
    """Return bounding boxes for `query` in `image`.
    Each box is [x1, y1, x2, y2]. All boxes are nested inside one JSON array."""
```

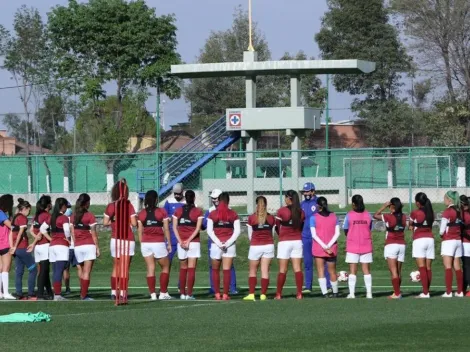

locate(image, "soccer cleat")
[[347, 294, 355, 299], [441, 292, 453, 298], [222, 294, 230, 301], [53, 295, 67, 301], [331, 293, 339, 298], [230, 289, 239, 295], [81, 296, 94, 301], [64, 289, 71, 295], [150, 293, 157, 301], [214, 293, 221, 301], [260, 294, 267, 301], [3, 293, 16, 300], [466, 291, 470, 297], [28, 296, 38, 301], [111, 294, 117, 301], [302, 288, 312, 294], [243, 294, 256, 301], [455, 292, 464, 298], [323, 294, 330, 299], [159, 292, 172, 300], [274, 294, 282, 300], [180, 294, 187, 300], [416, 293, 430, 299], [366, 293, 373, 299], [296, 293, 303, 300], [327, 288, 333, 294], [186, 295, 196, 300], [388, 294, 402, 300]]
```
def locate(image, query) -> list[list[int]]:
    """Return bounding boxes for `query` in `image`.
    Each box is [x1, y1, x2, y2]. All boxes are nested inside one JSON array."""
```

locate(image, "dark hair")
[[12, 198, 31, 224], [217, 192, 230, 222], [352, 194, 365, 213], [460, 195, 469, 221], [317, 196, 330, 215], [111, 179, 128, 202], [285, 190, 302, 229], [185, 190, 196, 206], [390, 197, 404, 227], [36, 195, 52, 218], [51, 198, 68, 231], [0, 194, 14, 217], [144, 190, 158, 211], [415, 192, 434, 226], [74, 193, 90, 226]]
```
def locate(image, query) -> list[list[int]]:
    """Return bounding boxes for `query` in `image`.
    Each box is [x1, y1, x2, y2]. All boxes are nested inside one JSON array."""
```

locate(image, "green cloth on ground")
[[0, 312, 51, 323]]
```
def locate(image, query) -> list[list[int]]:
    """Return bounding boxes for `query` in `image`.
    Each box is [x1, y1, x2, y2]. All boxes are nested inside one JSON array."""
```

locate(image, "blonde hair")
[[256, 196, 267, 225]]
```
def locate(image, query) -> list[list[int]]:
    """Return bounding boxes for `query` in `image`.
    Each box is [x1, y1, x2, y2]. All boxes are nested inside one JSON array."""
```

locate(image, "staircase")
[[137, 115, 240, 198]]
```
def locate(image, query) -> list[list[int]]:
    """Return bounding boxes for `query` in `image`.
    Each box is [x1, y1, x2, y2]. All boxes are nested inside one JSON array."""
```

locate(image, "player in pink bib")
[[343, 194, 373, 299], [310, 197, 340, 298]]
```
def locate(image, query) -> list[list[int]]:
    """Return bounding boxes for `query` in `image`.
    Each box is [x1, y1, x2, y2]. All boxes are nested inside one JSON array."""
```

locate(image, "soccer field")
[[1, 232, 469, 351]]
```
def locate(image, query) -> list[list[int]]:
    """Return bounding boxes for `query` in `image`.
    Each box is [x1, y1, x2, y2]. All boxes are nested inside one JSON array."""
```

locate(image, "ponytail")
[[286, 190, 302, 230], [390, 197, 404, 227], [317, 196, 330, 216], [352, 194, 365, 213], [144, 190, 158, 211], [51, 198, 68, 231], [415, 192, 434, 226], [217, 192, 230, 222], [460, 195, 469, 221], [185, 190, 196, 208], [74, 193, 90, 226], [255, 196, 268, 225]]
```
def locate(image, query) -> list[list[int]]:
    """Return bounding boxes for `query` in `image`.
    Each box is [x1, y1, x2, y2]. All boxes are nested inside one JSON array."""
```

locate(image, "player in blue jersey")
[[202, 189, 237, 295], [301, 182, 331, 293]]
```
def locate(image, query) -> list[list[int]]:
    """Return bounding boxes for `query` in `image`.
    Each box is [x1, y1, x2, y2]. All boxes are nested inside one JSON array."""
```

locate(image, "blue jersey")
[[164, 197, 185, 245], [301, 197, 318, 237]]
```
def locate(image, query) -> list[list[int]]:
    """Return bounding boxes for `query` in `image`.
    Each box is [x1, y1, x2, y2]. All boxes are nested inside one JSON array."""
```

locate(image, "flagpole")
[[248, 0, 254, 51]]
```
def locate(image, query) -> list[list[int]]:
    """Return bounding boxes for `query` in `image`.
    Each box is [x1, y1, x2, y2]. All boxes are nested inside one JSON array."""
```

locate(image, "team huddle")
[[0, 179, 469, 301]]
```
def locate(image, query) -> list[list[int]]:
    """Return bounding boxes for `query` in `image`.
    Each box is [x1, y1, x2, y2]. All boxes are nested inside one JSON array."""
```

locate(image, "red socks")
[[248, 276, 257, 294], [212, 269, 220, 294], [111, 276, 117, 291], [160, 273, 169, 294], [146, 276, 156, 294], [187, 268, 196, 296], [427, 269, 432, 290], [179, 268, 188, 295], [80, 279, 90, 298], [276, 273, 287, 295], [418, 267, 429, 295], [53, 282, 62, 295], [445, 268, 453, 294], [261, 278, 269, 295], [456, 269, 463, 294], [391, 277, 400, 296], [295, 271, 303, 294], [223, 270, 231, 295]]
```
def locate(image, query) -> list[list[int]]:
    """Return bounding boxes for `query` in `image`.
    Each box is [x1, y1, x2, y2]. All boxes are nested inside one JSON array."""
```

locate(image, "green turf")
[[1, 230, 468, 351]]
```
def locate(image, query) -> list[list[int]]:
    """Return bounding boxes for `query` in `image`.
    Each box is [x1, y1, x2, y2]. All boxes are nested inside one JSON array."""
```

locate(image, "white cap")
[[210, 189, 222, 198], [172, 183, 183, 193]]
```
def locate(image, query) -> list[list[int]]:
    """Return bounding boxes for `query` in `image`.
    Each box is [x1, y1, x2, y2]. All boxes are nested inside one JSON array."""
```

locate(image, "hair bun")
[[17, 198, 24, 204]]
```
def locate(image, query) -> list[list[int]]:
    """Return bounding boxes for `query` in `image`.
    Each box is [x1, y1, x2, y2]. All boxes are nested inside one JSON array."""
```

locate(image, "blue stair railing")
[[137, 115, 240, 198]]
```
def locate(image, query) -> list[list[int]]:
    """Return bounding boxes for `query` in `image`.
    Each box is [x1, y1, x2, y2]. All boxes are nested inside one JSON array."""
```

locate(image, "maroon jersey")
[[208, 209, 239, 243], [410, 209, 433, 240], [276, 207, 305, 242], [33, 212, 51, 245], [71, 212, 97, 246], [247, 213, 275, 246], [12, 214, 29, 249], [138, 208, 168, 243], [441, 207, 461, 241], [105, 202, 136, 241], [50, 214, 70, 247], [462, 211, 470, 243], [173, 206, 203, 242], [383, 213, 406, 245]]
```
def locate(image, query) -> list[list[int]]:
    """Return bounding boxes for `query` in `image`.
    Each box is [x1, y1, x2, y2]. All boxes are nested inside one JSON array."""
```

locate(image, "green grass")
[[1, 231, 468, 351]]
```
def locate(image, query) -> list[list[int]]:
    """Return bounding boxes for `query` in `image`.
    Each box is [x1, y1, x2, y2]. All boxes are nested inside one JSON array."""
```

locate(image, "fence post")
[[408, 147, 412, 213], [279, 150, 283, 209], [35, 155, 40, 199]]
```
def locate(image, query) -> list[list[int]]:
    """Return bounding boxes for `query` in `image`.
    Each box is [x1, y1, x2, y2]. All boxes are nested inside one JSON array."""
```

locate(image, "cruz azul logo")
[[228, 112, 242, 128]]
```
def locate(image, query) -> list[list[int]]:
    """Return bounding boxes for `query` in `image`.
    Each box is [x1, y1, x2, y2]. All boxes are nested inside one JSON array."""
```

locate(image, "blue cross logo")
[[230, 114, 240, 126]]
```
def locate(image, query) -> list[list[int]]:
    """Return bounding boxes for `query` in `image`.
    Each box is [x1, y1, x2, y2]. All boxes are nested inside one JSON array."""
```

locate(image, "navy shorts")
[[66, 249, 78, 268], [0, 248, 10, 256]]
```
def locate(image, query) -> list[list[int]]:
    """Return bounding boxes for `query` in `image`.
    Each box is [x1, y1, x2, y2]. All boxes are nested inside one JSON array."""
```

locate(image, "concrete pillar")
[[290, 75, 301, 107], [244, 51, 257, 108], [291, 133, 301, 191], [246, 134, 257, 214]]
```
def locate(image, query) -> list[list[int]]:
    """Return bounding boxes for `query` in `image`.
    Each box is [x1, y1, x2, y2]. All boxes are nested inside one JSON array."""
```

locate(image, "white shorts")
[[210, 243, 236, 260], [141, 242, 168, 259], [412, 238, 435, 259], [34, 243, 49, 262], [346, 252, 373, 264], [177, 242, 201, 260], [248, 244, 275, 261], [49, 245, 69, 263], [110, 239, 136, 258], [384, 244, 406, 262], [277, 240, 303, 260], [463, 242, 470, 257], [441, 239, 462, 257], [74, 244, 97, 263]]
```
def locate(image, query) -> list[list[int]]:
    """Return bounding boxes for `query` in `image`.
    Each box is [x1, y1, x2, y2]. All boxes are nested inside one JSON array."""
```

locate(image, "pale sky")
[[0, 0, 355, 131]]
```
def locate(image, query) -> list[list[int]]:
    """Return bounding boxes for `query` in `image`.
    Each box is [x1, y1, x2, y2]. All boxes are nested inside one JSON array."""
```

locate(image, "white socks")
[[364, 274, 372, 295], [348, 274, 357, 295], [1, 272, 9, 295], [330, 280, 339, 294], [318, 278, 328, 295]]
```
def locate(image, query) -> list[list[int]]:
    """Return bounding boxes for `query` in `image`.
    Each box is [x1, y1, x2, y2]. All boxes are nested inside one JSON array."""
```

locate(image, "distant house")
[[0, 130, 51, 155], [129, 123, 196, 153]]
